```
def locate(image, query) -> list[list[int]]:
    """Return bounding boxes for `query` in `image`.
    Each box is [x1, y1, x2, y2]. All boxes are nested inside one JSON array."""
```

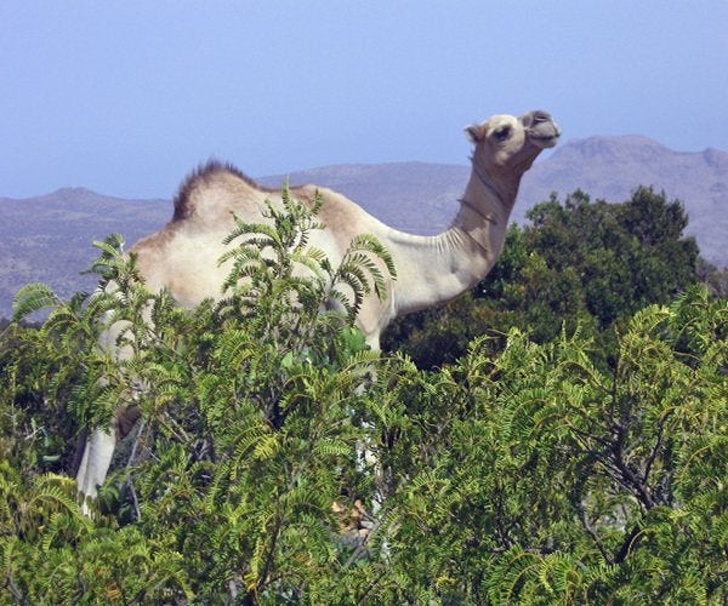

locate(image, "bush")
[[1, 189, 725, 603]]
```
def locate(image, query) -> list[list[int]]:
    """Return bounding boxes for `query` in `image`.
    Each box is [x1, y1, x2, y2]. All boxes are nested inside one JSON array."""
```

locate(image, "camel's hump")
[[172, 160, 276, 222]]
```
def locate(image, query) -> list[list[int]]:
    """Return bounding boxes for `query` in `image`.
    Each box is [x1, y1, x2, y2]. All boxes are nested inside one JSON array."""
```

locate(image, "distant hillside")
[[0, 189, 169, 319], [259, 162, 467, 234], [1, 136, 726, 319]]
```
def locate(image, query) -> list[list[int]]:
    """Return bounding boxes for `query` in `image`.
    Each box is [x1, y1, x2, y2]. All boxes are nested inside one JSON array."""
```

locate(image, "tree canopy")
[[384, 187, 704, 368]]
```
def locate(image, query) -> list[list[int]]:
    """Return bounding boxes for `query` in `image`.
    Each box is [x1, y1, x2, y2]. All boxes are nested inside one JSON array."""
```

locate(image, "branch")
[[643, 412, 670, 496], [613, 524, 642, 564], [572, 454, 615, 564], [4, 578, 25, 604], [611, 431, 656, 509], [125, 418, 146, 521], [256, 511, 283, 599], [575, 498, 614, 564]]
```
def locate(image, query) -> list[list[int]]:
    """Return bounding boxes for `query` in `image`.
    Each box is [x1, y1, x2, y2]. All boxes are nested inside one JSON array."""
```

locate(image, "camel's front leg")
[[76, 427, 117, 515]]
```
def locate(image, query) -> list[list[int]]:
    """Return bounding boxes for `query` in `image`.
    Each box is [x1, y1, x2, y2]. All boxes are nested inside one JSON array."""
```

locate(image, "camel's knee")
[[115, 405, 141, 440]]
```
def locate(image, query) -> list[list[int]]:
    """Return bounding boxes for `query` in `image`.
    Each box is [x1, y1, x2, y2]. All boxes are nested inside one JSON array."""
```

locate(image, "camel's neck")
[[387, 165, 520, 316]]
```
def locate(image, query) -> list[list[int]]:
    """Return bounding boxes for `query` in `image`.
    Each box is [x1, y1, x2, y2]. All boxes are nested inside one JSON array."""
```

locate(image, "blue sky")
[[2, 1, 726, 199]]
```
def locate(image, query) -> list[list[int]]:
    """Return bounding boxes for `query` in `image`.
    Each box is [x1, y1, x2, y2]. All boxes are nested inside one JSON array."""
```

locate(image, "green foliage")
[[370, 285, 727, 603], [0, 186, 725, 603], [525, 187, 699, 327], [385, 187, 703, 368]]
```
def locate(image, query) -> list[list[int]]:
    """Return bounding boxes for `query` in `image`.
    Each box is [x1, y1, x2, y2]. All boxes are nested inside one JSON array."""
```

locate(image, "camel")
[[75, 109, 560, 511]]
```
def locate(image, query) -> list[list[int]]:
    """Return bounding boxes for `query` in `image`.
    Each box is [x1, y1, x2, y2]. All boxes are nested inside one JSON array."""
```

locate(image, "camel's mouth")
[[522, 110, 561, 149], [531, 132, 560, 149]]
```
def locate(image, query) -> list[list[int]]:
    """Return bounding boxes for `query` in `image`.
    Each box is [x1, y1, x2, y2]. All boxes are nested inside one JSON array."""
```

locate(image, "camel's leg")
[[76, 319, 137, 514], [76, 427, 117, 515]]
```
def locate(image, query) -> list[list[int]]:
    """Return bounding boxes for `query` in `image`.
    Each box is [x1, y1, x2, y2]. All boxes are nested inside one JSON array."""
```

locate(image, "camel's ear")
[[465, 123, 485, 143]]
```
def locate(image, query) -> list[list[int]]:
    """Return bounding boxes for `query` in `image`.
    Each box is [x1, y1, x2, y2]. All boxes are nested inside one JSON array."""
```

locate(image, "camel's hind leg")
[[76, 427, 117, 515]]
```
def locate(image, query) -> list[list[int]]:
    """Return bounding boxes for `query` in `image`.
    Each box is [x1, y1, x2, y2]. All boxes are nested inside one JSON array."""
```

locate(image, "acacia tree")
[[1, 189, 726, 603], [1, 189, 395, 602], [367, 284, 727, 603]]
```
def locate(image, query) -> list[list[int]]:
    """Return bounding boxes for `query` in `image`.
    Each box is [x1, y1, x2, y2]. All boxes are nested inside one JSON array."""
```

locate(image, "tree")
[[1, 189, 725, 603], [370, 285, 727, 603], [384, 187, 703, 369], [1, 190, 394, 602]]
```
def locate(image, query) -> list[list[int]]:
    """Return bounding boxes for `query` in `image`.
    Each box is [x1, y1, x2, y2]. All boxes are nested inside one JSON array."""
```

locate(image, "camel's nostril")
[[528, 110, 552, 125]]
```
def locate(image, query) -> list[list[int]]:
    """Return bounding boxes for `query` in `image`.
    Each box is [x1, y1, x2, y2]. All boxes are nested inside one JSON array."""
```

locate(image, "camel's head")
[[466, 110, 560, 177]]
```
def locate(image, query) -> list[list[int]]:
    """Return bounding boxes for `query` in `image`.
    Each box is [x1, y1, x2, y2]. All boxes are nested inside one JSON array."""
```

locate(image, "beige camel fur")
[[76, 110, 560, 511]]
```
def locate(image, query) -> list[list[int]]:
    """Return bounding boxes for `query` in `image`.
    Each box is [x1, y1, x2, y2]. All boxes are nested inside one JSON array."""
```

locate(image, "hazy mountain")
[[0, 189, 169, 319], [1, 136, 726, 319], [519, 136, 728, 260]]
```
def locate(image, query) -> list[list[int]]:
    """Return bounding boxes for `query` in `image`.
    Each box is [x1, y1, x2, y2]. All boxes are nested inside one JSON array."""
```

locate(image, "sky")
[[2, 1, 727, 200]]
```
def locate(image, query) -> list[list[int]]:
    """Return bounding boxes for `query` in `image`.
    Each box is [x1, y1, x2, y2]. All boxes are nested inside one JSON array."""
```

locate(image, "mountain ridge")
[[1, 135, 725, 319]]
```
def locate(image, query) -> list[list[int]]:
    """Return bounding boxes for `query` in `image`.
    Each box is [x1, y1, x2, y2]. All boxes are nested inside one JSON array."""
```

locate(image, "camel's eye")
[[493, 126, 511, 142]]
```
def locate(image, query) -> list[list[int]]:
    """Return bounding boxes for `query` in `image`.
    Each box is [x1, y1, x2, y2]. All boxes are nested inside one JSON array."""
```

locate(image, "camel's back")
[[169, 160, 383, 236], [128, 160, 388, 308]]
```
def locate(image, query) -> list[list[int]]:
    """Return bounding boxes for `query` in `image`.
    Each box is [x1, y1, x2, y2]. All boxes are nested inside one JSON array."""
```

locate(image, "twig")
[[125, 418, 146, 521]]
